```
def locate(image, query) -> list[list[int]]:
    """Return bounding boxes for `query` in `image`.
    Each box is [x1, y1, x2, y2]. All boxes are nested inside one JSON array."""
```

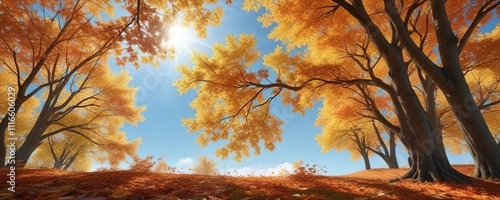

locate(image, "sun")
[[167, 24, 190, 48]]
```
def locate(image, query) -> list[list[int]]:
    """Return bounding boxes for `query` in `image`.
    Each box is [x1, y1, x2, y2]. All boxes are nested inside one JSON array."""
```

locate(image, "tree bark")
[[388, 130, 399, 168], [0, 118, 9, 167], [15, 121, 48, 168], [430, 0, 500, 179], [361, 151, 371, 170], [381, 0, 500, 179], [388, 53, 468, 182], [367, 122, 399, 169], [445, 88, 500, 178], [331, 0, 470, 182]]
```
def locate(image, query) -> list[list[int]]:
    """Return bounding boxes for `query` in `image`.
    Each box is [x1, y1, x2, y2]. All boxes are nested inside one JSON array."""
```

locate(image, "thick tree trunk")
[[15, 124, 46, 168], [53, 161, 63, 169], [430, 0, 500, 179], [15, 140, 41, 168], [433, 16, 500, 178], [361, 151, 371, 170], [445, 87, 500, 178], [397, 136, 469, 182], [335, 0, 472, 182], [384, 155, 399, 169], [0, 117, 9, 167], [385, 46, 468, 182], [0, 97, 23, 168], [420, 78, 459, 177], [387, 130, 399, 169]]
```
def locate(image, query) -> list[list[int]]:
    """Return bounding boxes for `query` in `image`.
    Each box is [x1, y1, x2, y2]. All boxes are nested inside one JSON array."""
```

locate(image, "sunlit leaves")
[[175, 34, 283, 162]]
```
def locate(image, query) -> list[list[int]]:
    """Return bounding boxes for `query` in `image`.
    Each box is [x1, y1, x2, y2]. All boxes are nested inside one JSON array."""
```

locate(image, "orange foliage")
[[2, 165, 498, 199]]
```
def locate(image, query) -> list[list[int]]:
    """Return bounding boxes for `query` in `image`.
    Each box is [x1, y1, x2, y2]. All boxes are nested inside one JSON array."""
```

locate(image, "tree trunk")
[[0, 117, 9, 167], [420, 77, 460, 177], [433, 9, 500, 178], [388, 130, 399, 169], [15, 124, 46, 168], [361, 151, 371, 170], [0, 97, 23, 168], [445, 87, 500, 178], [346, 4, 469, 179], [384, 155, 399, 169], [368, 128, 399, 169], [430, 0, 500, 179], [15, 140, 41, 168], [53, 161, 63, 169], [383, 44, 468, 182]]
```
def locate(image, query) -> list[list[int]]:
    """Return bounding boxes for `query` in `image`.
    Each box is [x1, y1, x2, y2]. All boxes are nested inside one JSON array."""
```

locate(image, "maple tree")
[[431, 27, 500, 155], [314, 86, 399, 169], [30, 133, 93, 170], [316, 121, 375, 170], [174, 34, 283, 162], [27, 117, 141, 171], [191, 155, 219, 175], [240, 0, 500, 181], [174, 34, 431, 180], [153, 158, 171, 173], [176, 0, 500, 182], [0, 0, 224, 167]]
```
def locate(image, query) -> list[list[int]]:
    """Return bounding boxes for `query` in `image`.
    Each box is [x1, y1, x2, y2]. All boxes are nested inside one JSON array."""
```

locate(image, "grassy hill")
[[1, 165, 499, 199]]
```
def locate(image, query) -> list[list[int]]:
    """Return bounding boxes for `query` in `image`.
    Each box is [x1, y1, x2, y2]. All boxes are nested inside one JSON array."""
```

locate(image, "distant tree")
[[27, 125, 141, 171], [191, 156, 218, 175], [315, 102, 375, 170], [129, 155, 155, 172], [153, 158, 170, 173]]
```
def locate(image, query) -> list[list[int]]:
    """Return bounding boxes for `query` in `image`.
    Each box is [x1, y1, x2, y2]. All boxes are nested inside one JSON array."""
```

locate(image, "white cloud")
[[223, 162, 294, 176], [175, 157, 194, 170]]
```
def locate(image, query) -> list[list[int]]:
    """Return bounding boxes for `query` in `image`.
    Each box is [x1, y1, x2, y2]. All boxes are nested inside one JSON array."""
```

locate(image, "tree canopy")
[[175, 0, 500, 182], [0, 0, 224, 168]]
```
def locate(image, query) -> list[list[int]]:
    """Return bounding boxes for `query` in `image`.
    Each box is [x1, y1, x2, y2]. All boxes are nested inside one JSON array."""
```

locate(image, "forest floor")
[[0, 165, 499, 200]]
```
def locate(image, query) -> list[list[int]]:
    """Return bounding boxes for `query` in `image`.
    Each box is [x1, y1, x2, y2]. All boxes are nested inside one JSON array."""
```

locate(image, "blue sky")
[[95, 2, 492, 175]]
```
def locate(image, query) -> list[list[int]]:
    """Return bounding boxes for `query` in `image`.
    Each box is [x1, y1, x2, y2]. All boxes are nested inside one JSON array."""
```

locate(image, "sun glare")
[[167, 25, 190, 48]]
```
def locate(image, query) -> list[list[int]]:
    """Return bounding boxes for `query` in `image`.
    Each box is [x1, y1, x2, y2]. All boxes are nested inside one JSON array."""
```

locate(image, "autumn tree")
[[27, 117, 141, 171], [174, 34, 414, 176], [153, 158, 171, 173], [175, 1, 500, 182], [429, 27, 500, 155], [315, 85, 399, 169], [191, 155, 219, 175], [175, 35, 283, 162], [26, 134, 93, 171], [342, 0, 500, 179], [47, 133, 91, 170], [317, 121, 375, 170], [232, 0, 500, 181], [0, 0, 224, 167], [129, 155, 155, 172]]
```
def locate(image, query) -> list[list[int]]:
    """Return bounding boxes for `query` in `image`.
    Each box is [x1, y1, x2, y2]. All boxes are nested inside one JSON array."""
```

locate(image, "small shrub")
[[96, 167, 120, 172], [153, 159, 179, 174], [129, 155, 156, 172], [290, 160, 327, 179], [191, 155, 218, 175], [129, 155, 180, 174]]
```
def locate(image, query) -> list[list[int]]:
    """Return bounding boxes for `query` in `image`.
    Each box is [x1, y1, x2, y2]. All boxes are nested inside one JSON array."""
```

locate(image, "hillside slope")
[[0, 165, 498, 199]]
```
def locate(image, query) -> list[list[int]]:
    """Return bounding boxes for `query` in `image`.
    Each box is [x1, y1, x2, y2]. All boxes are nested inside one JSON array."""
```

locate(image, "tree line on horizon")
[[1, 0, 500, 183]]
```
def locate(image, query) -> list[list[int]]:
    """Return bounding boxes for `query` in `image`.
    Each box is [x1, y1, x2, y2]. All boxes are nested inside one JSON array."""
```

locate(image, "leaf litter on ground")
[[0, 165, 498, 199]]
